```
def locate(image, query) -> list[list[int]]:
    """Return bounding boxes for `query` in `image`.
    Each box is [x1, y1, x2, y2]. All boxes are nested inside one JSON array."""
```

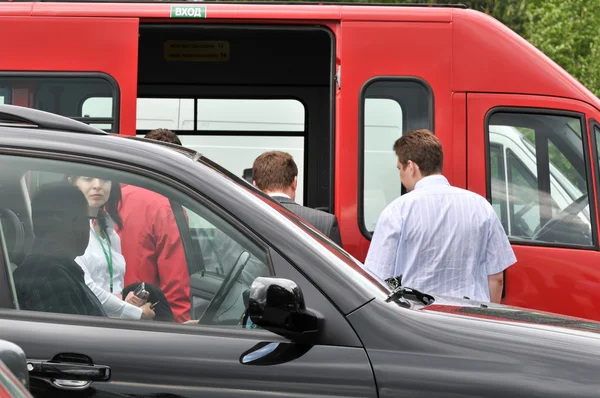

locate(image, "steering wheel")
[[198, 251, 251, 324], [532, 193, 589, 243]]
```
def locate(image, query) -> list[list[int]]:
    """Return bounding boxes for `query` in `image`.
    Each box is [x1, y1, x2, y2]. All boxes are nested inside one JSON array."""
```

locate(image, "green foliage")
[[524, 0, 600, 97], [448, 0, 529, 36]]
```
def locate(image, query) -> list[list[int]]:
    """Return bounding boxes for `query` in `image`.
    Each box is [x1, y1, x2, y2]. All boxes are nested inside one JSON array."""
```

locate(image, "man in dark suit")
[[252, 151, 343, 246]]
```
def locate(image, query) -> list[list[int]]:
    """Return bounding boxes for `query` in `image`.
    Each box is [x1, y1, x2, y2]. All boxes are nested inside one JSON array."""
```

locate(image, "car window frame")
[[589, 118, 600, 243], [0, 148, 359, 347], [489, 143, 508, 233]]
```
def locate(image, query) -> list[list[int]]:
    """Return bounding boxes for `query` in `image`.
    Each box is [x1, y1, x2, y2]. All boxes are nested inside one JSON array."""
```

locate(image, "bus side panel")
[[339, 21, 454, 261], [0, 17, 138, 135]]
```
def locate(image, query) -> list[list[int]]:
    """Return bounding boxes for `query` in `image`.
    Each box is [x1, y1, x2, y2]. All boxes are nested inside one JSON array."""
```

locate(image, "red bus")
[[2, 1, 600, 321]]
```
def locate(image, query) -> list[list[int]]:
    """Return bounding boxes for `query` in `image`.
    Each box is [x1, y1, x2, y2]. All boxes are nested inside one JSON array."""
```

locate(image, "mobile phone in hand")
[[134, 282, 149, 300]]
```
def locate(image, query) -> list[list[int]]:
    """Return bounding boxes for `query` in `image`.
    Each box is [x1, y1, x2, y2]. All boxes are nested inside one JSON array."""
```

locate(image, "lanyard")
[[94, 228, 114, 293]]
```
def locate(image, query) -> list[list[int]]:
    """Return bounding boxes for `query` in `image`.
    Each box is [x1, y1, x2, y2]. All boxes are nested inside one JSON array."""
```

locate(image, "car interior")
[[0, 153, 271, 326]]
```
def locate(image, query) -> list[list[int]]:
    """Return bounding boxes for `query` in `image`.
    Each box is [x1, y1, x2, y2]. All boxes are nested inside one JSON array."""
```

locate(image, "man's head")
[[31, 183, 90, 258], [252, 151, 298, 200], [393, 129, 443, 192], [145, 128, 182, 146]]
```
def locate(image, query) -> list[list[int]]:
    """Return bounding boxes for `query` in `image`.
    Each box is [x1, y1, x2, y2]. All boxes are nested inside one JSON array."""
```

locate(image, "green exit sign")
[[170, 6, 207, 18]]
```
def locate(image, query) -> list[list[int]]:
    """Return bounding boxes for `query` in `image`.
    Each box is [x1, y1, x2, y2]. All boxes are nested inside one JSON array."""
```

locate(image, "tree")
[[524, 0, 600, 96]]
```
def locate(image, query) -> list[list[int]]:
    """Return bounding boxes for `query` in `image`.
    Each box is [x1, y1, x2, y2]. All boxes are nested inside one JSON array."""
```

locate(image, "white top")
[[363, 174, 516, 302], [75, 217, 143, 319]]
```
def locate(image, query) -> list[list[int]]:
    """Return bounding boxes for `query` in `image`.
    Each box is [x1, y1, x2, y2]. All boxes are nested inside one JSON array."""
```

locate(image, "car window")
[[506, 149, 542, 237], [0, 154, 271, 328], [487, 113, 592, 246]]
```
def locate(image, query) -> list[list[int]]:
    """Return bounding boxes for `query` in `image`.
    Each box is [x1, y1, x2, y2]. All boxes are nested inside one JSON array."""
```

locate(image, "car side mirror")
[[247, 277, 320, 342]]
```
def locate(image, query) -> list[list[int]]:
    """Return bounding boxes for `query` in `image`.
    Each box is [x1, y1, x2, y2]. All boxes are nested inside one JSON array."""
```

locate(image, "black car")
[[0, 104, 599, 398]]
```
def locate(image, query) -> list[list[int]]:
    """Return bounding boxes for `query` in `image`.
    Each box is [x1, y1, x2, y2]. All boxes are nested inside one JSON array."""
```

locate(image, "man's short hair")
[[252, 151, 298, 192], [145, 129, 182, 146], [393, 129, 443, 176], [31, 183, 88, 238]]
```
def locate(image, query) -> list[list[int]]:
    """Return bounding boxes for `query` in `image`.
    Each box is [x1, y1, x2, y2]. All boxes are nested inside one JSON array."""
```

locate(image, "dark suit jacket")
[[271, 195, 343, 247]]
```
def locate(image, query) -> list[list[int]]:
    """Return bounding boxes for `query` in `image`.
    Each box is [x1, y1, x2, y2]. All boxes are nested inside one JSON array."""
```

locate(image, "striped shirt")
[[363, 174, 516, 302]]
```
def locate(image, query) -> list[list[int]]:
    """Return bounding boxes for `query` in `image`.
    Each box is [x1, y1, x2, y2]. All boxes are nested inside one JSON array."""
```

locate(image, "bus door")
[[467, 93, 600, 320], [339, 17, 460, 261], [0, 16, 139, 134]]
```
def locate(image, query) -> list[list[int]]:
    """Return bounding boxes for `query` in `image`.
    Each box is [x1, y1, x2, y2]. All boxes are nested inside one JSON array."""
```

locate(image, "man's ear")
[[409, 161, 422, 177], [291, 176, 298, 191], [252, 180, 258, 188]]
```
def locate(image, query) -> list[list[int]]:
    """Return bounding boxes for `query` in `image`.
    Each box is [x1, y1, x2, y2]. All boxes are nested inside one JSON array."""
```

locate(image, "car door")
[[0, 149, 376, 397]]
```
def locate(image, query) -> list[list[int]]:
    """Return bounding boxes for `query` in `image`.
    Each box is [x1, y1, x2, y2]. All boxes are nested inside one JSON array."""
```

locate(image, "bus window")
[[1, 74, 118, 133], [81, 97, 113, 130], [196, 99, 304, 132], [488, 112, 593, 247], [131, 97, 306, 205], [360, 79, 433, 234]]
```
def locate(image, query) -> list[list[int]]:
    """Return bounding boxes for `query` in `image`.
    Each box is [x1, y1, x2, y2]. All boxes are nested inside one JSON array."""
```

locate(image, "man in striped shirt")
[[363, 129, 516, 303]]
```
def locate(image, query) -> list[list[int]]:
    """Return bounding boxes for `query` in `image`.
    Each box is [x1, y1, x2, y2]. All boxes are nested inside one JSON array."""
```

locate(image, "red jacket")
[[116, 184, 190, 323]]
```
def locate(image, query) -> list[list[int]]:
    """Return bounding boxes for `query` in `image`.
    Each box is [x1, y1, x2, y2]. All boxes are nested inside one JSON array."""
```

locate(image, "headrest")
[[242, 168, 253, 184], [0, 208, 26, 266]]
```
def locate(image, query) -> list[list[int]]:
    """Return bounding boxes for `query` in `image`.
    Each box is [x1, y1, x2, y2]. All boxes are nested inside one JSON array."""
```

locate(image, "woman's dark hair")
[[65, 176, 124, 234]]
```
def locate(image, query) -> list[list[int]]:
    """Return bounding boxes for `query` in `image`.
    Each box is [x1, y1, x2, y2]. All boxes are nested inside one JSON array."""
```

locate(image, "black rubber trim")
[[588, 118, 600, 249]]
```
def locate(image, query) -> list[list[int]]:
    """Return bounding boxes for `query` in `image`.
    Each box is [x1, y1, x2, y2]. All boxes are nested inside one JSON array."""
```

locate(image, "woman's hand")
[[125, 291, 147, 307], [140, 302, 156, 320]]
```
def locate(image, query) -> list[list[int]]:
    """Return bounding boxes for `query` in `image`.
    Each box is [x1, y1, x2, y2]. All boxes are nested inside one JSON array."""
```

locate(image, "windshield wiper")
[[384, 276, 435, 306]]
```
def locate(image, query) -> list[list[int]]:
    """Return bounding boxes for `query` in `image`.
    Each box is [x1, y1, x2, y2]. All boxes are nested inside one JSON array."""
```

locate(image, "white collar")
[[268, 192, 291, 199], [414, 174, 449, 190]]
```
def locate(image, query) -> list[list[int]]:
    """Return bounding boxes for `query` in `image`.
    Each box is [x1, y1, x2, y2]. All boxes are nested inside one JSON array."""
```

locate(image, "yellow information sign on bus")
[[164, 40, 230, 62]]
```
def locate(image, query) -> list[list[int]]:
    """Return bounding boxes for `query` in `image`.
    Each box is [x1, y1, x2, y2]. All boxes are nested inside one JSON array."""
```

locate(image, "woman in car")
[[67, 175, 156, 320]]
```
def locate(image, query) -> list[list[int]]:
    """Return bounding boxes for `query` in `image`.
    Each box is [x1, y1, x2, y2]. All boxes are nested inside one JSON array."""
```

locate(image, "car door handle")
[[27, 353, 110, 390]]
